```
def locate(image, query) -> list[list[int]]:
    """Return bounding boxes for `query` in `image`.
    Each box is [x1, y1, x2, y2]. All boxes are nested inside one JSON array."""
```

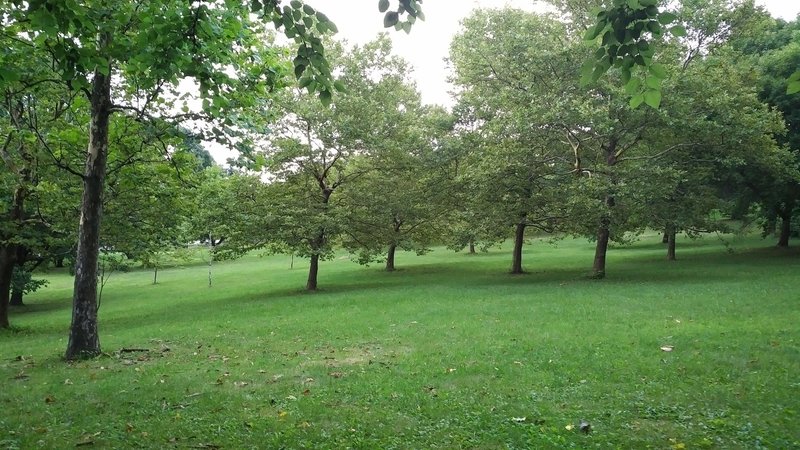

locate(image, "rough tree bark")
[[386, 244, 397, 272], [591, 138, 619, 279], [0, 250, 13, 328], [592, 217, 611, 279], [777, 212, 791, 248], [9, 288, 23, 306], [666, 226, 676, 261], [469, 241, 476, 254], [306, 188, 332, 291], [306, 253, 320, 291], [66, 65, 112, 360], [511, 221, 526, 274]]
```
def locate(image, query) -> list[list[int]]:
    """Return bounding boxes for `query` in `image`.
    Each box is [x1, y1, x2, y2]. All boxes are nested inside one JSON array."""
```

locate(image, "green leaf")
[[298, 76, 313, 88], [584, 23, 604, 41], [303, 4, 315, 14], [0, 68, 20, 83], [788, 80, 800, 95], [669, 25, 687, 37], [630, 94, 645, 108], [384, 11, 399, 28], [648, 63, 667, 80], [621, 67, 632, 84], [290, 0, 302, 8], [579, 60, 594, 86], [658, 12, 677, 24], [624, 77, 641, 95], [333, 80, 347, 92], [319, 89, 332, 107], [378, 0, 390, 13], [626, 0, 640, 10], [789, 70, 800, 82], [643, 89, 661, 108], [645, 76, 661, 89]]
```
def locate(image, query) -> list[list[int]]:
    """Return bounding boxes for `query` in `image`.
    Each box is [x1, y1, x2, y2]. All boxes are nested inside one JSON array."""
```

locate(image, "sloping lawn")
[[2, 233, 799, 448]]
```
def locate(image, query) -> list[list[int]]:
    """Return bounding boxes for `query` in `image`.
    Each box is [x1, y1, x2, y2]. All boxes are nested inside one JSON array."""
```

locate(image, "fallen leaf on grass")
[[511, 417, 527, 423], [328, 371, 344, 378], [44, 395, 55, 404], [660, 346, 674, 352], [233, 381, 249, 388], [565, 424, 574, 431], [12, 371, 29, 380]]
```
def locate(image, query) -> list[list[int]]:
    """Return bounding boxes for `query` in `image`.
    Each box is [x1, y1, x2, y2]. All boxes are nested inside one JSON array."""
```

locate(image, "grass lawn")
[[1, 232, 799, 449]]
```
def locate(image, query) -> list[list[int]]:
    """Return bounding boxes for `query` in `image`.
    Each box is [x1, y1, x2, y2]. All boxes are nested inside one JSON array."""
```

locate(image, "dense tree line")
[[1, 0, 797, 360]]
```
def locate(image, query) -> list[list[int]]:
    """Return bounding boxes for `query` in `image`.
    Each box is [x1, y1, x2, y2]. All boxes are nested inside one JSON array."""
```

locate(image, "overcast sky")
[[312, 0, 800, 107]]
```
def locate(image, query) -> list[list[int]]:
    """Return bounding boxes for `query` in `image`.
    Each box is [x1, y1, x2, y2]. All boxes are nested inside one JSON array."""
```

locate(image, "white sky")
[[313, 0, 800, 107]]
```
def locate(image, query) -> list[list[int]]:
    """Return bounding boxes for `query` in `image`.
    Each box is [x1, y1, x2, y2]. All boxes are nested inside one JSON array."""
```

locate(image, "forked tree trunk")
[[307, 254, 320, 291], [511, 222, 526, 274], [66, 65, 111, 360], [592, 219, 610, 279], [777, 213, 791, 248], [666, 226, 677, 261], [386, 244, 397, 272]]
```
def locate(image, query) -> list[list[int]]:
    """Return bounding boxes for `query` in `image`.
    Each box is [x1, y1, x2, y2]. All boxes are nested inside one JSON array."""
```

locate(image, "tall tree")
[[1, 0, 335, 358]]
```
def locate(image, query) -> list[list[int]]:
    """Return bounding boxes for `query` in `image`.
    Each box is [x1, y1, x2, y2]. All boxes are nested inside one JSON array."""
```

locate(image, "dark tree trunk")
[[777, 213, 791, 248], [0, 250, 13, 328], [0, 185, 25, 327], [667, 226, 677, 261], [469, 241, 476, 254], [66, 66, 111, 360], [153, 266, 158, 285], [307, 254, 319, 291], [592, 219, 610, 279], [10, 288, 23, 306], [54, 256, 65, 268], [386, 244, 397, 272], [511, 222, 526, 274], [662, 231, 669, 244]]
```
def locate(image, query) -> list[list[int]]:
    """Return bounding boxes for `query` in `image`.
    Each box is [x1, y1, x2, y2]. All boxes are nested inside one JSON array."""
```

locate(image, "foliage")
[[580, 0, 685, 107], [10, 266, 48, 297]]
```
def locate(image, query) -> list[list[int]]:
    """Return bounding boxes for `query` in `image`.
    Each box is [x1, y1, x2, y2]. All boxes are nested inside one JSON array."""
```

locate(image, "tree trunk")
[[667, 227, 677, 261], [307, 254, 319, 291], [777, 213, 791, 248], [469, 241, 476, 254], [511, 222, 526, 274], [54, 256, 65, 268], [10, 288, 23, 306], [592, 219, 610, 279], [661, 230, 669, 244], [66, 65, 111, 360], [153, 266, 158, 285], [386, 244, 397, 272], [0, 250, 13, 328]]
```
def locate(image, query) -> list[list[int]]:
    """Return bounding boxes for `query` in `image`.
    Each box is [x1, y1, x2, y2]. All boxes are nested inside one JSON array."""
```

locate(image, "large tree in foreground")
[[0, 0, 336, 358]]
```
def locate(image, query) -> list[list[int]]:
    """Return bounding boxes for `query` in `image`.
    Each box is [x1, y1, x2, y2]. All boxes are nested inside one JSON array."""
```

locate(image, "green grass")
[[2, 232, 799, 449]]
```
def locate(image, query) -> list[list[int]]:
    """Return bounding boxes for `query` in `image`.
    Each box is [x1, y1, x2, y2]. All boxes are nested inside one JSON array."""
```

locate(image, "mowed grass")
[[1, 233, 799, 449]]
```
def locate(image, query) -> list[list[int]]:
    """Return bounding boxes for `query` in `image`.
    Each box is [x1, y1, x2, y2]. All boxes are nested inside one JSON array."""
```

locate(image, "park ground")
[[1, 232, 799, 448]]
